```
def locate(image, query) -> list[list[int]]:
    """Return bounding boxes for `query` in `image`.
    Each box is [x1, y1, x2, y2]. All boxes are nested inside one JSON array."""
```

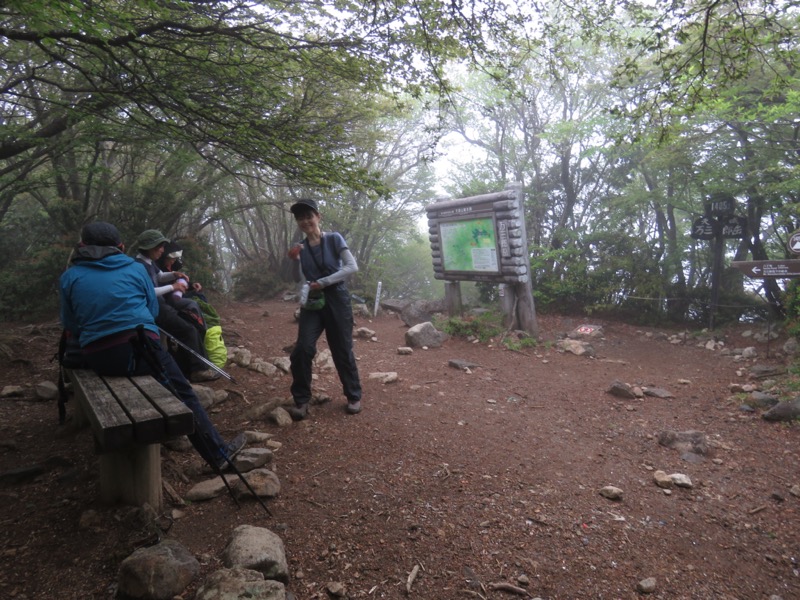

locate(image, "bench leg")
[[98, 444, 163, 509]]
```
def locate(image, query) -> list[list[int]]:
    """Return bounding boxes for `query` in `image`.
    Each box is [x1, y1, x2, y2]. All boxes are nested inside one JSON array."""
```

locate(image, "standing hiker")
[[286, 198, 363, 420]]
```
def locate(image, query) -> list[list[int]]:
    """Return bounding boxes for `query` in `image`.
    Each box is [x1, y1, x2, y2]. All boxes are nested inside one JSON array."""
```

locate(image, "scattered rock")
[[223, 525, 289, 582], [762, 398, 800, 422], [599, 486, 623, 501], [405, 322, 448, 348], [556, 338, 595, 356], [657, 430, 708, 456], [637, 577, 657, 593], [195, 567, 285, 600], [449, 359, 479, 371], [643, 387, 674, 399], [607, 380, 636, 399], [368, 371, 398, 384], [117, 539, 200, 600]]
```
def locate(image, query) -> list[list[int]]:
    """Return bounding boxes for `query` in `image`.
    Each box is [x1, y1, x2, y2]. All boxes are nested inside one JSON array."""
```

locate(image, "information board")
[[440, 217, 499, 273]]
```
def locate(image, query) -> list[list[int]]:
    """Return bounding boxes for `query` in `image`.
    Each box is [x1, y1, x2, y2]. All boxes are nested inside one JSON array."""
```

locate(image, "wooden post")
[[444, 281, 462, 317], [99, 444, 163, 509]]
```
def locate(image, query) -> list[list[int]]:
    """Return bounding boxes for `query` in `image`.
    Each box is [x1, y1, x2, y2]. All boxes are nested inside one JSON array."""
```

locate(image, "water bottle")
[[299, 282, 310, 306]]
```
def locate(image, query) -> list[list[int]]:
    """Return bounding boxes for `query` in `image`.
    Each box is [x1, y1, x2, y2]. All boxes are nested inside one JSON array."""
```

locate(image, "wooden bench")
[[66, 369, 195, 509]]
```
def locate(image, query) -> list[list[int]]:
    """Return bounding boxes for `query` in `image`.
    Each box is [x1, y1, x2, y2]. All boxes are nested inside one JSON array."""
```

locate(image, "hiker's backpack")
[[195, 299, 227, 368]]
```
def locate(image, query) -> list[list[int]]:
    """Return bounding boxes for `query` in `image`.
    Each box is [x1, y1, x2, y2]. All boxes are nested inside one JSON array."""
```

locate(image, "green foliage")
[[0, 241, 72, 321], [783, 280, 800, 339], [230, 258, 286, 301], [502, 334, 538, 352], [433, 311, 504, 342]]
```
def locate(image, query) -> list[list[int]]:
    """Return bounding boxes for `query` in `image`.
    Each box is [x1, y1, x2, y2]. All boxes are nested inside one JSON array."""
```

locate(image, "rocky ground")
[[0, 296, 799, 599]]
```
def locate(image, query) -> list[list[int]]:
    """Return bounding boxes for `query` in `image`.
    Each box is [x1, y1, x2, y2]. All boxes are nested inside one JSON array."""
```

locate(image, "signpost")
[[789, 230, 800, 255], [731, 260, 800, 278], [690, 193, 747, 329]]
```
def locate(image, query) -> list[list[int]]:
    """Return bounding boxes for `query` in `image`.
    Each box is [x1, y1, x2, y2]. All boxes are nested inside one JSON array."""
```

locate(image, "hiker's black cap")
[[290, 198, 319, 215], [81, 222, 122, 246]]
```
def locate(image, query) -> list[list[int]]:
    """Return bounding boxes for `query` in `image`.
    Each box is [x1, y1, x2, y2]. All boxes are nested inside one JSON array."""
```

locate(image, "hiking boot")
[[190, 368, 221, 383], [215, 433, 247, 470], [288, 403, 309, 421], [346, 400, 362, 415]]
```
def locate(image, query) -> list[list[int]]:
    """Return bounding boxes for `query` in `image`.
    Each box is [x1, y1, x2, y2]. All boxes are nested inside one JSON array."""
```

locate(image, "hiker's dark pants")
[[156, 299, 208, 375], [290, 286, 362, 406], [83, 331, 226, 465]]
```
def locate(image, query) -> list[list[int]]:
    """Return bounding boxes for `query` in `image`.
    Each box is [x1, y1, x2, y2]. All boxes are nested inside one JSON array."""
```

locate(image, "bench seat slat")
[[69, 370, 133, 451], [103, 377, 166, 445], [129, 376, 194, 437]]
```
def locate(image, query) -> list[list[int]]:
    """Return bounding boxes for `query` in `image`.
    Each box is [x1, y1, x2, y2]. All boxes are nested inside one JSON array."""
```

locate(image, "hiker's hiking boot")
[[190, 368, 221, 383], [215, 432, 247, 471], [346, 400, 362, 415], [288, 403, 309, 421]]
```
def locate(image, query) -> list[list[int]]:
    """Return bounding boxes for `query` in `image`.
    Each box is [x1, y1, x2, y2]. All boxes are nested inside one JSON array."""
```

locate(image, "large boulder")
[[404, 322, 448, 348]]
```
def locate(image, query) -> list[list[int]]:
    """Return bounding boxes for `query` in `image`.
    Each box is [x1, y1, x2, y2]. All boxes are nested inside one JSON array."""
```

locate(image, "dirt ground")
[[1, 297, 799, 600]]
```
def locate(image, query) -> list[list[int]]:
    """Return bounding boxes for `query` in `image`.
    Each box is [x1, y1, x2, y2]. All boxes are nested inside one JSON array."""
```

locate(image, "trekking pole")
[[157, 327, 237, 383], [131, 326, 271, 516]]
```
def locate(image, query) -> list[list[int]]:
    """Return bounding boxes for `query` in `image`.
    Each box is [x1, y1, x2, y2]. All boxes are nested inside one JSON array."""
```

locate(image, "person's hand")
[[309, 281, 322, 291], [287, 243, 302, 260], [173, 271, 189, 281], [172, 280, 188, 293], [192, 282, 203, 292]]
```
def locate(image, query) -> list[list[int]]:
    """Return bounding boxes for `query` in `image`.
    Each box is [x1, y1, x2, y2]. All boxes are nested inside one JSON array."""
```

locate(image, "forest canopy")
[[1, 0, 799, 328]]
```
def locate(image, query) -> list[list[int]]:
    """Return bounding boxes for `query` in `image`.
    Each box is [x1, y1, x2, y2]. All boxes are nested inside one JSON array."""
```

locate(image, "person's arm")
[[316, 248, 358, 288]]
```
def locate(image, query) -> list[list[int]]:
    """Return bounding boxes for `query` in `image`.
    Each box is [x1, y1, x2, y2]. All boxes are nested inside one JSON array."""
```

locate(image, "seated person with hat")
[[134, 229, 218, 383], [60, 221, 245, 469]]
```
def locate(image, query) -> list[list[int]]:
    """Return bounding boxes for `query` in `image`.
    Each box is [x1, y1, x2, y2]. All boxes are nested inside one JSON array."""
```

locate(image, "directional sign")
[[789, 230, 800, 255], [732, 260, 800, 278], [691, 216, 717, 240], [720, 215, 747, 239]]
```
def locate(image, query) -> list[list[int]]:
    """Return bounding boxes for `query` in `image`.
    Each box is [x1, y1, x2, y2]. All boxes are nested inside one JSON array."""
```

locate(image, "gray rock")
[[400, 299, 446, 327], [223, 525, 289, 582], [749, 364, 786, 379], [229, 347, 252, 367], [607, 380, 636, 399], [233, 447, 273, 472], [185, 477, 228, 501], [643, 387, 674, 399], [250, 359, 278, 376], [117, 539, 199, 600], [195, 567, 286, 600], [232, 468, 281, 500], [269, 407, 293, 427], [749, 391, 779, 409], [449, 359, 479, 371], [405, 322, 448, 348], [1, 385, 25, 398], [270, 357, 291, 373], [35, 381, 59, 400], [762, 398, 800, 422], [599, 485, 623, 500], [367, 371, 399, 384], [636, 577, 657, 593], [556, 338, 595, 356], [657, 430, 708, 456]]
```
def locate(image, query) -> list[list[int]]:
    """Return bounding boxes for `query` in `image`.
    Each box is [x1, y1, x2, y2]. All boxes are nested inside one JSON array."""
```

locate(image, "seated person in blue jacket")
[[59, 221, 244, 469], [133, 229, 218, 383]]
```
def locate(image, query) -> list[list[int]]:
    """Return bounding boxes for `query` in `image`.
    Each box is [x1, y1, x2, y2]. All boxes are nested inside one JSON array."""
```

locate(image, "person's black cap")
[[80, 222, 122, 246], [290, 198, 319, 215]]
